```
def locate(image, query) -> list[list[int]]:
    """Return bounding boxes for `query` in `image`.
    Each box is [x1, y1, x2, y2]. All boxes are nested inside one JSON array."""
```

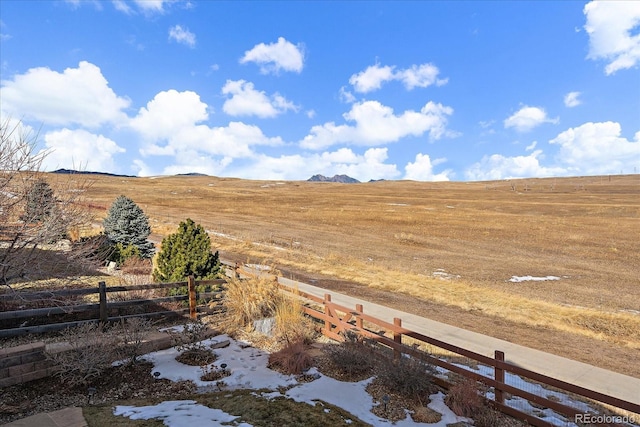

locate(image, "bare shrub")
[[323, 332, 377, 380], [167, 319, 210, 352], [268, 339, 313, 375], [114, 317, 153, 365], [45, 322, 118, 387], [375, 355, 437, 401], [120, 256, 153, 276], [200, 364, 230, 381]]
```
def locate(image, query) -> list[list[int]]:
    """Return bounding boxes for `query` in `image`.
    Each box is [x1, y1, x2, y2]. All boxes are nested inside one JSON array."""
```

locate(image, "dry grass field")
[[53, 172, 640, 377]]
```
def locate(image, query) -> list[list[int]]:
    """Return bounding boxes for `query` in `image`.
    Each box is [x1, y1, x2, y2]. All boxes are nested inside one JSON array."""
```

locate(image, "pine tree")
[[153, 218, 222, 282], [23, 179, 55, 223], [103, 195, 155, 259]]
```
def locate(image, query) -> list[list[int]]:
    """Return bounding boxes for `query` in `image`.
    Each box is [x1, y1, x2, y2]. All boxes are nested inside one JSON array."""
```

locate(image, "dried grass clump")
[[223, 275, 283, 331], [274, 291, 317, 345], [268, 340, 313, 375], [444, 378, 484, 418]]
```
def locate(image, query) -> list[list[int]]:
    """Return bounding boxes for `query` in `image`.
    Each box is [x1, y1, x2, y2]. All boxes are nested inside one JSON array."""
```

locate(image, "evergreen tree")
[[103, 195, 155, 259], [22, 179, 55, 223], [153, 218, 222, 282]]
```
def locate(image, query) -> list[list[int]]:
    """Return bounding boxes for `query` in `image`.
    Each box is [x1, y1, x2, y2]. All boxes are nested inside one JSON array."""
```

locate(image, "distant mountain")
[[307, 174, 360, 183], [176, 172, 209, 177], [50, 169, 136, 178]]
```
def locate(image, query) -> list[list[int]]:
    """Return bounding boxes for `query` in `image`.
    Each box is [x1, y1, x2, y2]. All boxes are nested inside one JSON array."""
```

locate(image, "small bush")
[[201, 365, 231, 381], [176, 348, 217, 366], [115, 317, 153, 365], [445, 378, 484, 418], [376, 355, 437, 400], [323, 332, 377, 380], [268, 340, 313, 375], [120, 254, 152, 275], [46, 323, 118, 387], [167, 319, 211, 352]]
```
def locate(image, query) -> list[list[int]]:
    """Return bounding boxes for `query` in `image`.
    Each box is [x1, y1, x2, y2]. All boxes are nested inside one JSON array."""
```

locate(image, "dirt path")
[[220, 251, 640, 381]]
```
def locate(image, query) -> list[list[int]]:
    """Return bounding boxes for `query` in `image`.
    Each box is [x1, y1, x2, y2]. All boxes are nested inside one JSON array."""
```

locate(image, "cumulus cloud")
[[229, 147, 401, 181], [404, 153, 452, 181], [349, 63, 447, 93], [240, 37, 304, 74], [300, 100, 454, 150], [0, 61, 130, 128], [40, 128, 125, 172], [465, 150, 564, 181], [549, 121, 639, 175], [133, 0, 167, 13], [221, 80, 298, 118], [465, 121, 639, 180], [564, 91, 582, 107], [504, 106, 558, 132], [130, 89, 283, 161], [169, 25, 196, 48], [584, 0, 640, 75]]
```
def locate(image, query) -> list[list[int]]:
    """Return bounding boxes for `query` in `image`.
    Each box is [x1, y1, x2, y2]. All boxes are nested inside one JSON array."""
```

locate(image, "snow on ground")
[[508, 275, 561, 283], [114, 331, 638, 427], [114, 333, 472, 427]]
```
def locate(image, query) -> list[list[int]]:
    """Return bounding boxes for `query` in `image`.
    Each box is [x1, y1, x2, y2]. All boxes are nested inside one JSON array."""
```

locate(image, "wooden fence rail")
[[226, 261, 639, 427], [0, 278, 226, 338]]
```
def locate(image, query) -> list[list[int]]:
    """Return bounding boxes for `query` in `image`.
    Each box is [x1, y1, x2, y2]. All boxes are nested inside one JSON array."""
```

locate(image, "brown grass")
[[45, 173, 640, 375]]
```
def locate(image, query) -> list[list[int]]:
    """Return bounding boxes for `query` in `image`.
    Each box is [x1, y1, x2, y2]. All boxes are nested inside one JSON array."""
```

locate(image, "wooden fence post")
[[495, 350, 505, 404], [393, 318, 402, 359], [355, 304, 363, 329], [98, 281, 107, 324], [188, 275, 197, 320], [324, 294, 332, 334]]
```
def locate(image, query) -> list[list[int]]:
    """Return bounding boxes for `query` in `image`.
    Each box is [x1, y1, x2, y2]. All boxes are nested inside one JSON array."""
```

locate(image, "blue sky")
[[1, 0, 639, 181]]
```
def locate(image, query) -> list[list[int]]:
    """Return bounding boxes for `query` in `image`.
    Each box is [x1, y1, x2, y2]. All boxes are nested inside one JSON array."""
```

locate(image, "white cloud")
[[230, 147, 401, 181], [112, 0, 133, 14], [130, 89, 283, 162], [525, 141, 538, 151], [549, 121, 640, 175], [40, 128, 125, 172], [465, 121, 639, 180], [584, 1, 640, 75], [564, 91, 582, 108], [349, 63, 447, 93], [300, 100, 454, 150], [404, 153, 452, 181], [168, 25, 196, 48], [465, 150, 563, 181], [0, 61, 130, 128], [349, 64, 395, 93], [240, 37, 304, 74], [504, 106, 558, 132], [339, 86, 356, 103], [221, 80, 298, 118], [130, 89, 208, 141], [133, 0, 166, 13]]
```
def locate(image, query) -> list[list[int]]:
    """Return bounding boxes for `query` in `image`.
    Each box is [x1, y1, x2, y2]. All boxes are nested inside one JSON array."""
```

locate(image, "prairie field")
[[54, 172, 640, 377]]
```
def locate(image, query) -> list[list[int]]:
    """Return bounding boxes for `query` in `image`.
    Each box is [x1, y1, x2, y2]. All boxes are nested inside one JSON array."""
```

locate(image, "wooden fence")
[[0, 277, 225, 338], [2, 262, 638, 426], [229, 261, 639, 427]]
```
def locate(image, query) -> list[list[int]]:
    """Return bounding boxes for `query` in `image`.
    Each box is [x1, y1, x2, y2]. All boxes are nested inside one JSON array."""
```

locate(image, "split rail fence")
[[230, 261, 640, 427], [1, 261, 638, 426], [0, 277, 225, 338]]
